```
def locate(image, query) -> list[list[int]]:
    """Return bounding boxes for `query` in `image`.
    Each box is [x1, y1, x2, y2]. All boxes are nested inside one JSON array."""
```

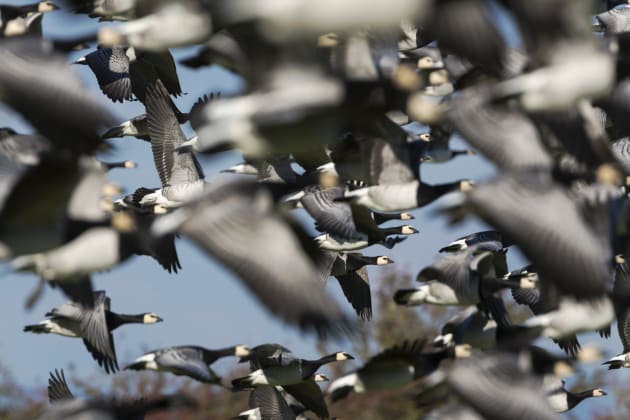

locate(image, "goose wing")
[[47, 369, 74, 403], [334, 267, 372, 320], [0, 38, 114, 155], [283, 378, 329, 419], [614, 263, 630, 353], [248, 386, 294, 420], [83, 46, 132, 103], [449, 172, 610, 299], [301, 186, 359, 239], [79, 290, 118, 374], [145, 81, 203, 187], [155, 347, 218, 383], [161, 181, 350, 336], [447, 88, 552, 170], [366, 339, 426, 367], [447, 353, 556, 420]]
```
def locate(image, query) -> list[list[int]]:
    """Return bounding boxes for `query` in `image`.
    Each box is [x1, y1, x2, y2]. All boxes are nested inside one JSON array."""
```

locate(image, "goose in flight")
[[126, 344, 250, 384], [24, 291, 162, 373]]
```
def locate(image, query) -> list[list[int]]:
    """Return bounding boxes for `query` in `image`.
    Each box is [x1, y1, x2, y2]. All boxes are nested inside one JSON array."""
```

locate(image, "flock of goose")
[[5, 0, 630, 418]]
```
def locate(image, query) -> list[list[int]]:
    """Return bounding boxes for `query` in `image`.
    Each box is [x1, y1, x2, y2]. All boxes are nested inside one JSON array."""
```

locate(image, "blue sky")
[[0, 2, 626, 418]]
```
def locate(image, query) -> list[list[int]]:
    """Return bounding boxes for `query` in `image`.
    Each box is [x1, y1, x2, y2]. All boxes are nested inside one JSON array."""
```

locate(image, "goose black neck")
[[567, 390, 595, 409], [414, 348, 451, 377], [301, 353, 340, 377], [106, 312, 146, 330], [372, 211, 400, 224], [379, 226, 404, 236], [417, 181, 461, 207], [202, 346, 236, 364], [346, 254, 378, 271]]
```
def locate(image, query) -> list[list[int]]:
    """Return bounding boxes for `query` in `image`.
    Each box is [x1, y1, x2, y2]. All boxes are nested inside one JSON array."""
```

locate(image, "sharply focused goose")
[[545, 377, 607, 413], [151, 179, 352, 336], [128, 80, 204, 210], [318, 251, 394, 320], [126, 344, 250, 384], [328, 339, 471, 402], [232, 351, 353, 388], [101, 114, 150, 141], [24, 291, 162, 373], [394, 243, 526, 326]]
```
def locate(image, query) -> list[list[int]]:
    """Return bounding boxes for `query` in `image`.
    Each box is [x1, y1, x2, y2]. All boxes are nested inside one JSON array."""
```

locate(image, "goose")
[[314, 232, 408, 252], [128, 80, 204, 210], [415, 129, 474, 164], [340, 116, 474, 212], [126, 344, 251, 384], [232, 351, 353, 388], [232, 386, 294, 420], [545, 377, 607, 413], [48, 369, 74, 403], [0, 37, 115, 155], [438, 230, 505, 254], [101, 114, 150, 141], [75, 46, 183, 103], [446, 86, 554, 171], [442, 170, 613, 300], [433, 306, 498, 350], [0, 1, 57, 37], [11, 209, 181, 283], [221, 162, 259, 175], [595, 4, 630, 34], [97, 1, 211, 51], [24, 291, 162, 373], [280, 373, 330, 420], [446, 351, 557, 420], [603, 260, 630, 369], [394, 243, 528, 326], [328, 339, 471, 402], [318, 251, 394, 320], [42, 368, 195, 420], [151, 179, 352, 336], [300, 185, 418, 242]]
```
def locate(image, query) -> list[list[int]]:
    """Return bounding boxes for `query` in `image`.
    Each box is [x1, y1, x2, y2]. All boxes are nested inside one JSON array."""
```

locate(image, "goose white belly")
[[249, 366, 304, 386], [43, 319, 81, 338], [314, 234, 369, 251], [357, 183, 419, 212], [546, 390, 569, 413]]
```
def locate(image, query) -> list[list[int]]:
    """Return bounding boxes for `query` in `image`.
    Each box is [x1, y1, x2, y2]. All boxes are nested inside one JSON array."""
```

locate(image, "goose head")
[[400, 225, 419, 235], [142, 313, 163, 324], [376, 256, 394, 265], [234, 345, 251, 357], [314, 373, 330, 382], [38, 1, 58, 12], [592, 388, 607, 397], [335, 352, 354, 361]]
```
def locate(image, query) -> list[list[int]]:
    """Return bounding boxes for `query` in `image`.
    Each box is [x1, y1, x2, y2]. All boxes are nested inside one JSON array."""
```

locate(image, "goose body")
[[126, 344, 250, 383], [232, 352, 353, 388]]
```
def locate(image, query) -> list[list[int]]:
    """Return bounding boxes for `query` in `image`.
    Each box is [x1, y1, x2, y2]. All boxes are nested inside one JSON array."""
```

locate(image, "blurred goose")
[[341, 117, 474, 212], [232, 351, 353, 388], [318, 251, 393, 320], [446, 351, 557, 420], [11, 209, 181, 283], [126, 344, 250, 384], [97, 0, 211, 51], [603, 260, 630, 368], [328, 339, 471, 402], [151, 179, 352, 336], [416, 128, 474, 164], [545, 377, 607, 413], [0, 1, 57, 37], [48, 369, 74, 403], [0, 37, 115, 154], [442, 171, 612, 300], [24, 291, 162, 373]]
